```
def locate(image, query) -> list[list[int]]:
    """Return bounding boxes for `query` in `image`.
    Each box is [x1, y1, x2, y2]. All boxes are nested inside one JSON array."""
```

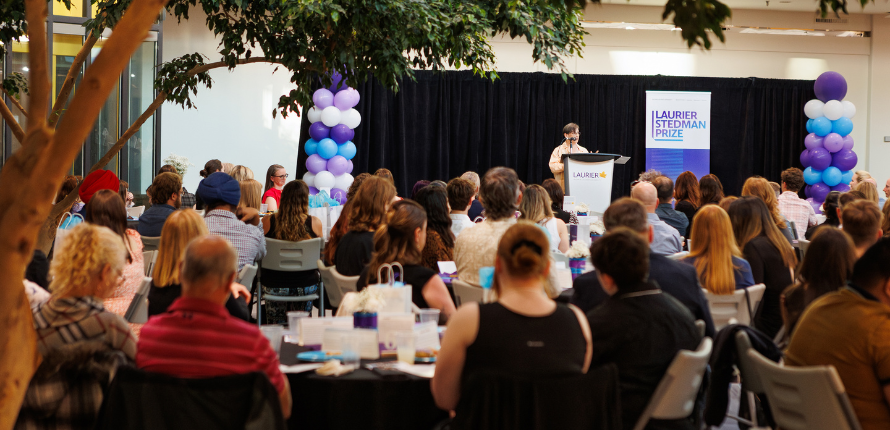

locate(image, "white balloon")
[[306, 107, 322, 123], [315, 170, 336, 188], [334, 173, 354, 191], [803, 99, 824, 120], [320, 106, 342, 127], [340, 108, 362, 129], [823, 100, 844, 121], [842, 100, 856, 119], [302, 171, 316, 188]]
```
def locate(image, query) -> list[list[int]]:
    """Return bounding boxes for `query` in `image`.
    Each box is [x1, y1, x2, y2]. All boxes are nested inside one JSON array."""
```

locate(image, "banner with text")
[[645, 91, 711, 181]]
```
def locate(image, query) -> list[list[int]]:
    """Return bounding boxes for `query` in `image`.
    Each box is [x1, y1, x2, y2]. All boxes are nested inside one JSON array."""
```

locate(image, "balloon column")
[[801, 71, 857, 214], [303, 72, 360, 204]]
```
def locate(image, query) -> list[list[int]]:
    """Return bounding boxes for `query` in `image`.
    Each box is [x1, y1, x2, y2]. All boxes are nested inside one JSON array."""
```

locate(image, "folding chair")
[[142, 250, 157, 277], [141, 236, 160, 252], [667, 251, 689, 261], [316, 259, 360, 310], [747, 349, 863, 430], [452, 279, 483, 306], [258, 238, 323, 326], [798, 238, 811, 260], [704, 284, 766, 330], [124, 277, 153, 324], [632, 337, 713, 430]]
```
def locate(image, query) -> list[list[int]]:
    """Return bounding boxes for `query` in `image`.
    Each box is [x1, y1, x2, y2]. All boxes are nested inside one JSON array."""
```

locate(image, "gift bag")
[[368, 263, 413, 314], [53, 213, 83, 258]]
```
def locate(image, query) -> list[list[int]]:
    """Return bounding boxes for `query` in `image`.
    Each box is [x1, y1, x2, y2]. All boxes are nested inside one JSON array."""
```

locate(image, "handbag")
[[53, 213, 84, 257]]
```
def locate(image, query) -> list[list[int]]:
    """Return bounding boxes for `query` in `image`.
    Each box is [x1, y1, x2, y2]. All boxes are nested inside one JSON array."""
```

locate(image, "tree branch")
[[24, 0, 49, 134], [2, 89, 28, 119], [48, 34, 99, 128], [0, 98, 25, 143]]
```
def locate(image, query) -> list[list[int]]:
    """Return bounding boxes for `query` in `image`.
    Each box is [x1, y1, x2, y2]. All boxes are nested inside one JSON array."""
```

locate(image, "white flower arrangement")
[[353, 287, 386, 314], [162, 153, 194, 177], [575, 202, 590, 214], [590, 218, 605, 235], [565, 240, 591, 259]]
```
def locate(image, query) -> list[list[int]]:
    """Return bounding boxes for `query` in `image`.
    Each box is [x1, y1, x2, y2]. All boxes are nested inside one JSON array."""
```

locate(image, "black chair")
[[94, 366, 285, 430], [450, 364, 622, 430]]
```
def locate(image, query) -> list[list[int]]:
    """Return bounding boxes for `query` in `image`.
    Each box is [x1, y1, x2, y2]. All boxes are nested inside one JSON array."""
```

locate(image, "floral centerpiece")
[[590, 217, 605, 235], [351, 288, 385, 329], [575, 202, 590, 216], [565, 240, 591, 280], [162, 153, 194, 177]]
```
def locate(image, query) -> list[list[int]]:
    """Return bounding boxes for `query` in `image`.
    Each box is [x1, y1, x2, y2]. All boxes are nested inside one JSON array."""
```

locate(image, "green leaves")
[[1, 73, 29, 99], [662, 0, 732, 49], [155, 53, 213, 109]]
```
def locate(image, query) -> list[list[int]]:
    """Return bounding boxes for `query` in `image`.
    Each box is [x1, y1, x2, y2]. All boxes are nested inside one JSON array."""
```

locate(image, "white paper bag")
[[53, 213, 84, 258]]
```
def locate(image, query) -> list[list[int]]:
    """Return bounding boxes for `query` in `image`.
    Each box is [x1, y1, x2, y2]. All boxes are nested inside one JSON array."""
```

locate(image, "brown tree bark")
[[0, 1, 170, 428]]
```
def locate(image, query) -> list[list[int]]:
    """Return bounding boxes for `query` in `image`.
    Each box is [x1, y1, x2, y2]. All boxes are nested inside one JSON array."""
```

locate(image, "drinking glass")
[[340, 332, 362, 370], [260, 203, 269, 213], [287, 311, 310, 341], [417, 309, 440, 325], [260, 325, 284, 354], [395, 332, 416, 365]]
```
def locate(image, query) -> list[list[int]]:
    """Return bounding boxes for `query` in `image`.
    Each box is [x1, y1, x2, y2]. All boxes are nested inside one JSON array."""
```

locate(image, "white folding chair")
[[551, 252, 569, 267], [732, 331, 768, 427], [141, 236, 160, 251], [452, 279, 483, 306], [704, 284, 766, 330], [124, 277, 152, 324], [747, 349, 863, 430], [258, 237, 323, 325], [798, 238, 811, 260], [632, 337, 713, 430], [788, 221, 799, 240], [142, 250, 158, 277], [237, 263, 258, 287], [666, 251, 689, 260], [316, 259, 359, 310]]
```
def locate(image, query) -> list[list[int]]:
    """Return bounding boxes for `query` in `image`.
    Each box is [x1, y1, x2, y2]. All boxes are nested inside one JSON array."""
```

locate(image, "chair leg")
[[747, 391, 758, 427], [257, 283, 263, 327], [318, 280, 325, 317]]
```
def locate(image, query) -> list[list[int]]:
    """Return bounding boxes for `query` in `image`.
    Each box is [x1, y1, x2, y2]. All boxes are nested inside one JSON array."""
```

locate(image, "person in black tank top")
[[360, 200, 457, 320], [432, 223, 592, 413]]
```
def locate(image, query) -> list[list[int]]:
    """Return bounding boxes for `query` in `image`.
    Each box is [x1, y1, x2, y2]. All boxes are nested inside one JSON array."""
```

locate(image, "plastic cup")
[[260, 203, 269, 213], [340, 332, 362, 370], [260, 325, 284, 354], [395, 332, 416, 365], [417, 309, 440, 325], [287, 311, 309, 340]]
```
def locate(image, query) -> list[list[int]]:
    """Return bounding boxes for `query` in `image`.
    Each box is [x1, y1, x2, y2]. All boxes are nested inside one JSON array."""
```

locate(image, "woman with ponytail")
[[432, 222, 592, 412], [356, 200, 456, 319]]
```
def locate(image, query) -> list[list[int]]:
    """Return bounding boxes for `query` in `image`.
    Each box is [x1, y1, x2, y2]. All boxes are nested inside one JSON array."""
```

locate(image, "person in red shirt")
[[136, 235, 292, 418]]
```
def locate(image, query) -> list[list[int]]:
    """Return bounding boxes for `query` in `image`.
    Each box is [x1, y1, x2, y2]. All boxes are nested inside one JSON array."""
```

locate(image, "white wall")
[[160, 12, 303, 192]]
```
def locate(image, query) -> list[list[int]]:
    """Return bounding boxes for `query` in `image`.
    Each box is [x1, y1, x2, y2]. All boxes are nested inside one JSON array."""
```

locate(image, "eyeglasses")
[[273, 174, 289, 179]]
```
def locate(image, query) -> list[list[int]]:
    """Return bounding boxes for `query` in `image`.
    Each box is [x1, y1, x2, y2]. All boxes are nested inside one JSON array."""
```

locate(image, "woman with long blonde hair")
[[238, 179, 263, 211], [742, 177, 794, 243], [519, 185, 569, 253], [148, 210, 250, 320], [855, 181, 880, 206], [682, 206, 754, 295]]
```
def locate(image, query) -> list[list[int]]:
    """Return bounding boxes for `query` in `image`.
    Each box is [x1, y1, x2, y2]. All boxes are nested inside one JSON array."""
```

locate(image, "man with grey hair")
[[137, 236, 292, 418], [631, 182, 682, 255], [461, 171, 484, 221]]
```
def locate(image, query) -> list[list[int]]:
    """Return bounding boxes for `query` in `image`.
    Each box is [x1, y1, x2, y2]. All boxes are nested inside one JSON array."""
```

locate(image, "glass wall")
[[127, 40, 157, 205]]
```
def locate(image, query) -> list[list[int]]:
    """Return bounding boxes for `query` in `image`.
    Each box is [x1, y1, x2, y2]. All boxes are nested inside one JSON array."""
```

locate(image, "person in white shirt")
[[447, 177, 477, 238], [777, 167, 817, 239], [630, 182, 682, 255], [548, 123, 591, 190]]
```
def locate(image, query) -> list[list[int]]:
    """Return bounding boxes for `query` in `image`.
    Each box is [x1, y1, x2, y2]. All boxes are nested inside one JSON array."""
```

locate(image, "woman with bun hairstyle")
[[356, 200, 456, 319], [432, 223, 592, 412], [196, 159, 223, 210]]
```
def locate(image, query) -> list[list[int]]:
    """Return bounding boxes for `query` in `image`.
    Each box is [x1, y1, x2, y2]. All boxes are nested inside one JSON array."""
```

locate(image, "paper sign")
[[279, 363, 324, 374], [321, 328, 380, 359], [437, 261, 457, 274], [299, 317, 353, 346], [555, 261, 566, 270], [563, 196, 576, 212], [378, 313, 415, 349], [414, 321, 440, 351]]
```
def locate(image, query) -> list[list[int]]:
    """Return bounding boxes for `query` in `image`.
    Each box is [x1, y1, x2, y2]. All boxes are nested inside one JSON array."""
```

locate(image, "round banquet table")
[[280, 342, 448, 430]]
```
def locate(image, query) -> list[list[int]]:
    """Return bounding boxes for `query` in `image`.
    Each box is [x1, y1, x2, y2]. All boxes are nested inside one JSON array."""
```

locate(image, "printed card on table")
[[299, 316, 353, 346]]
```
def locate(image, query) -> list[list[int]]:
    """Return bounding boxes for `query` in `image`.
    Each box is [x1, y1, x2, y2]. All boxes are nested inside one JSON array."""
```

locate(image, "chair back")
[[452, 364, 622, 430], [746, 349, 863, 430], [452, 279, 483, 306], [142, 250, 158, 277], [633, 337, 713, 430], [734, 331, 767, 394], [666, 251, 689, 260], [552, 252, 569, 266], [261, 238, 322, 272], [317, 260, 359, 309], [798, 238, 811, 260], [237, 264, 258, 287], [789, 221, 799, 239], [124, 277, 153, 324], [94, 366, 286, 430], [141, 236, 160, 251], [127, 206, 145, 218], [704, 284, 766, 329]]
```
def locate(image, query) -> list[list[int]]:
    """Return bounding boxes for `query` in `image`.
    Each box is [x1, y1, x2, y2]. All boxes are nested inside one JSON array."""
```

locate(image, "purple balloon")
[[346, 160, 354, 174], [330, 124, 355, 144], [327, 71, 347, 93], [806, 198, 823, 215], [309, 186, 319, 196], [823, 133, 844, 153], [306, 154, 327, 174], [333, 88, 360, 110], [809, 147, 832, 171], [309, 122, 330, 141], [313, 88, 335, 109], [326, 155, 349, 176], [842, 135, 854, 151], [804, 133, 823, 150], [810, 183, 830, 202], [831, 183, 851, 193], [800, 149, 812, 168], [804, 185, 812, 198], [330, 188, 348, 204], [830, 149, 858, 171], [814, 71, 848, 103]]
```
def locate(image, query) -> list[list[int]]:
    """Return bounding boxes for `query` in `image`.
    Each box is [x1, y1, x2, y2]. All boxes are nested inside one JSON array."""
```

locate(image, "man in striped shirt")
[[137, 236, 292, 418], [777, 167, 817, 240]]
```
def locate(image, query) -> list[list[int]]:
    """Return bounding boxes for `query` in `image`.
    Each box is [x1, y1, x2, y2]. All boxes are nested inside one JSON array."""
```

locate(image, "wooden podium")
[[561, 153, 630, 214]]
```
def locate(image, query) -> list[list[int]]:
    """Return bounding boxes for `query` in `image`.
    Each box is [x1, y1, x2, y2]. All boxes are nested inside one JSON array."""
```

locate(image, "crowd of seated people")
[[19, 159, 890, 430]]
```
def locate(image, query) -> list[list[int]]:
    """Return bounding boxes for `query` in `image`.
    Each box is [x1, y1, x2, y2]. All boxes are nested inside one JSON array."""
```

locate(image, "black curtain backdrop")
[[297, 71, 815, 199]]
